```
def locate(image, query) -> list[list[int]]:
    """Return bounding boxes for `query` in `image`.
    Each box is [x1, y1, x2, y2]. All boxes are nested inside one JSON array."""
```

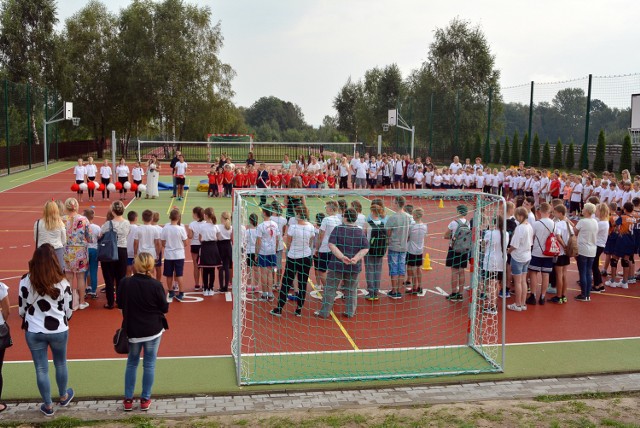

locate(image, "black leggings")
[[134, 179, 142, 198], [339, 176, 348, 189], [88, 176, 96, 197], [593, 246, 605, 287], [103, 247, 128, 307], [218, 240, 232, 291], [277, 256, 312, 310], [202, 267, 216, 291], [223, 183, 233, 197], [101, 177, 110, 198], [0, 347, 4, 399], [118, 176, 128, 195]]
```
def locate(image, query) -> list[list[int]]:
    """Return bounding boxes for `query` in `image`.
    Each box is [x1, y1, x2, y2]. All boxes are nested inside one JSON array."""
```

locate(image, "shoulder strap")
[[36, 219, 40, 248]]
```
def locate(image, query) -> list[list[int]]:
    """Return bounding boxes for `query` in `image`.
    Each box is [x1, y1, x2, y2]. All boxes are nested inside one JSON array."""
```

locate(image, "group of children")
[[73, 157, 146, 201]]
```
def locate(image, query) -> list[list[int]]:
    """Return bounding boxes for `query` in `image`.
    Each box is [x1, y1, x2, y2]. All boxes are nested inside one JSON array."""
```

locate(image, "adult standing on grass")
[[34, 200, 66, 269], [101, 201, 130, 309], [19, 244, 74, 417], [575, 203, 600, 301], [386, 196, 411, 299], [0, 280, 10, 413], [444, 205, 472, 302], [169, 150, 181, 198], [315, 208, 369, 319], [117, 252, 168, 412], [62, 198, 92, 310], [145, 155, 160, 199]]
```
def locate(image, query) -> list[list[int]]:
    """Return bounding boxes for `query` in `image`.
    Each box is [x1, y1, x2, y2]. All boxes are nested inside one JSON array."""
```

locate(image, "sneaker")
[[294, 309, 302, 317], [365, 292, 379, 301], [259, 293, 270, 302], [619, 281, 629, 289], [174, 292, 185, 302], [313, 311, 328, 319], [140, 398, 151, 411], [123, 398, 134, 412], [483, 306, 498, 315], [167, 291, 174, 303], [40, 403, 55, 417], [507, 303, 522, 312], [78, 302, 90, 310], [387, 291, 402, 300], [498, 289, 511, 299], [269, 308, 282, 317], [454, 293, 464, 301], [561, 296, 567, 303], [627, 278, 636, 284], [546, 286, 557, 294], [521, 304, 528, 311], [446, 293, 458, 301], [194, 284, 202, 290], [59, 388, 74, 407], [538, 296, 545, 306], [414, 288, 423, 295], [549, 296, 562, 304], [575, 294, 590, 302], [605, 279, 619, 287], [525, 294, 537, 305], [591, 286, 605, 293]]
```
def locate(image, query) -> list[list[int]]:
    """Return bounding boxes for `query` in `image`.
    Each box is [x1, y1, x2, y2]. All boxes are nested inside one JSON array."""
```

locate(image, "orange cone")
[[438, 199, 444, 209]]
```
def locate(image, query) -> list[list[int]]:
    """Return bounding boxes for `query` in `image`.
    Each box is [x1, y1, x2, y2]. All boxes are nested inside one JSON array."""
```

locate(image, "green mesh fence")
[[232, 188, 506, 385]]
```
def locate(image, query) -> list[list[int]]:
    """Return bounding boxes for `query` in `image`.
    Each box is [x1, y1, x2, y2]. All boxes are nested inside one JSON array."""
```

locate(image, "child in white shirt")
[[131, 161, 145, 199], [73, 158, 87, 201]]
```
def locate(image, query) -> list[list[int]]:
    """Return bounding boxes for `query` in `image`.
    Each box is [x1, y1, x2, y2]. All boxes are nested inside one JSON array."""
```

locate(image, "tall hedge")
[[553, 138, 564, 169], [530, 133, 540, 167], [521, 132, 530, 165], [580, 140, 589, 170], [493, 139, 501, 164], [510, 131, 520, 166], [483, 138, 491, 163], [473, 133, 482, 160], [463, 139, 472, 161], [565, 141, 575, 169], [593, 130, 606, 172], [541, 140, 551, 168], [620, 134, 632, 174], [501, 136, 510, 165]]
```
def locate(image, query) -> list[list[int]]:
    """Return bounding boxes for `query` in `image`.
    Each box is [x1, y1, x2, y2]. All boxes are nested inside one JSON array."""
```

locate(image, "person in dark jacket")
[[117, 253, 169, 412]]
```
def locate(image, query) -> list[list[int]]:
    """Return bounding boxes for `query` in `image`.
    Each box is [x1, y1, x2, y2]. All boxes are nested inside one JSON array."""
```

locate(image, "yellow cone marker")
[[422, 253, 433, 271], [438, 199, 444, 209]]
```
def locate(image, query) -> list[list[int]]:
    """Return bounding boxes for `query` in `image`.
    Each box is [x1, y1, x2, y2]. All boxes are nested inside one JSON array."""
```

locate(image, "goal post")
[[137, 140, 363, 164], [232, 188, 506, 385]]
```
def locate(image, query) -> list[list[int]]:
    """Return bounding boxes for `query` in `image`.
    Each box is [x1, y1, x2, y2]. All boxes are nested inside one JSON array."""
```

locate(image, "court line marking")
[[308, 278, 359, 351], [566, 286, 640, 300], [181, 179, 190, 215], [8, 162, 73, 183]]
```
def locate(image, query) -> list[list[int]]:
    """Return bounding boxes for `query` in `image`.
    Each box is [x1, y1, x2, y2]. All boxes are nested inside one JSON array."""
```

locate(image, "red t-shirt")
[[223, 170, 234, 184], [234, 173, 245, 187], [327, 175, 336, 188], [215, 172, 224, 185], [309, 175, 317, 185], [283, 173, 292, 187], [207, 173, 216, 184], [317, 173, 326, 183], [549, 179, 561, 198], [271, 174, 281, 187], [301, 174, 310, 187], [244, 174, 251, 187], [248, 171, 258, 186]]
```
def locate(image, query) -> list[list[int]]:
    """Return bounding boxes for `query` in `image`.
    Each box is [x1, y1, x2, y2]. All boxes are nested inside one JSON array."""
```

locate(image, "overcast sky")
[[59, 0, 640, 127]]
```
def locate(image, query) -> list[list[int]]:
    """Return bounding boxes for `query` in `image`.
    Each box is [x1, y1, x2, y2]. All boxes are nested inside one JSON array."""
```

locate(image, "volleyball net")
[[231, 188, 506, 385]]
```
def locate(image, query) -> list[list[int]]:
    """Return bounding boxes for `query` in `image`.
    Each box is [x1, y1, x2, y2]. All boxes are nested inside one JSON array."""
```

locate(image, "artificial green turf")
[[4, 339, 640, 400]]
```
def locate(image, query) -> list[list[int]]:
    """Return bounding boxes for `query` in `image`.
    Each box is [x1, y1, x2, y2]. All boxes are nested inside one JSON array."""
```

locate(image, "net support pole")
[[500, 196, 507, 371], [429, 93, 434, 156], [5, 80, 10, 174], [26, 83, 31, 169], [485, 86, 492, 161], [111, 130, 116, 172], [527, 81, 534, 165], [377, 135, 382, 154], [232, 192, 243, 385], [583, 74, 593, 153], [410, 125, 415, 159]]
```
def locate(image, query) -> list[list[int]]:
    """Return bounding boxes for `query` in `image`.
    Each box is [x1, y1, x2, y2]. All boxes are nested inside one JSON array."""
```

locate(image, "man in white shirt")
[[315, 201, 342, 289], [349, 152, 360, 189], [355, 156, 368, 189], [527, 202, 555, 306], [161, 209, 188, 302]]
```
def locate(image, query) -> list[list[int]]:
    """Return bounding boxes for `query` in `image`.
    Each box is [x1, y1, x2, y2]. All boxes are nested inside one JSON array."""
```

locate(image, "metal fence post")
[[486, 86, 492, 159], [527, 81, 534, 166], [455, 90, 460, 158], [27, 83, 32, 169], [428, 93, 434, 157], [583, 74, 593, 162], [4, 80, 9, 175]]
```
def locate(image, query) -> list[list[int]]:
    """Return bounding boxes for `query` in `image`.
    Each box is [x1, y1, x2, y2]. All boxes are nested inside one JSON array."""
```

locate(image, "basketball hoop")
[[382, 123, 389, 132], [71, 117, 80, 127]]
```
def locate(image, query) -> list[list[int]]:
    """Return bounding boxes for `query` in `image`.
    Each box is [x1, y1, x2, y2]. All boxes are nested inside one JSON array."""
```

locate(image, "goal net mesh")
[[231, 189, 506, 385]]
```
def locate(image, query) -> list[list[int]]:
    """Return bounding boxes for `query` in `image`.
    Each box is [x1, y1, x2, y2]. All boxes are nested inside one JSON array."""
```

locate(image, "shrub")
[[493, 139, 501, 164], [530, 133, 541, 167], [541, 140, 551, 168], [521, 132, 530, 165], [501, 136, 510, 165], [553, 138, 564, 169], [510, 130, 520, 166], [473, 133, 482, 160], [565, 141, 575, 169], [593, 130, 606, 172], [463, 139, 472, 161], [620, 134, 632, 174], [580, 140, 589, 170]]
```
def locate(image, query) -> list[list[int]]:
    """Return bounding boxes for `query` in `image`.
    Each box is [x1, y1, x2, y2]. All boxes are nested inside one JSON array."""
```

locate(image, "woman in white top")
[[115, 158, 130, 201], [85, 157, 98, 202], [186, 207, 205, 291], [19, 244, 74, 416], [100, 159, 113, 200], [73, 158, 87, 202], [575, 203, 599, 301], [83, 209, 101, 298], [449, 156, 463, 174], [34, 201, 66, 268], [243, 213, 259, 292], [100, 201, 130, 309], [271, 205, 315, 317], [145, 155, 160, 199], [338, 157, 349, 189], [216, 212, 233, 292], [481, 215, 505, 315], [592, 203, 610, 293], [198, 208, 221, 295], [507, 207, 533, 311], [0, 280, 10, 413]]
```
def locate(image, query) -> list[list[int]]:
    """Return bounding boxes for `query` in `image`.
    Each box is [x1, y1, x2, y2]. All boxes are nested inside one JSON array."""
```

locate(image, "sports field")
[[1, 162, 639, 399]]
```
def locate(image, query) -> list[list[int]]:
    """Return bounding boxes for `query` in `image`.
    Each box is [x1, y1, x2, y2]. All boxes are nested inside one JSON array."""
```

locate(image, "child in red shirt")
[[215, 167, 224, 197], [327, 171, 336, 189], [270, 169, 281, 188], [301, 172, 311, 188], [247, 166, 258, 187], [207, 167, 217, 197], [283, 170, 292, 188], [309, 172, 318, 189], [234, 168, 245, 189], [317, 171, 326, 189], [223, 165, 234, 197]]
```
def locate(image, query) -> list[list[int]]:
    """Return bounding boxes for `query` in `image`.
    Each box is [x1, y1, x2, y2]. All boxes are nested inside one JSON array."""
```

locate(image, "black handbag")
[[113, 323, 129, 354], [98, 221, 118, 262], [0, 323, 13, 350]]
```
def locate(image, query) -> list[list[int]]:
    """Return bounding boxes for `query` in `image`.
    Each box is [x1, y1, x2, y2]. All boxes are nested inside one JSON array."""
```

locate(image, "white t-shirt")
[[218, 224, 232, 240], [433, 174, 442, 187], [116, 165, 129, 178], [199, 222, 218, 242], [576, 217, 598, 257], [100, 165, 112, 179], [355, 213, 366, 230], [126, 224, 139, 258], [135, 224, 161, 259], [339, 164, 349, 177], [85, 164, 97, 178], [482, 229, 504, 272], [244, 227, 258, 254], [408, 223, 427, 255], [531, 218, 555, 258], [256, 220, 279, 255], [132, 167, 144, 181], [355, 162, 368, 179], [272, 215, 288, 251], [87, 223, 101, 250], [319, 215, 341, 253], [0, 282, 8, 324], [161, 223, 187, 260], [449, 162, 463, 173], [74, 165, 87, 181], [189, 221, 203, 245], [34, 220, 66, 249], [414, 171, 424, 186], [287, 222, 315, 259], [571, 183, 583, 202], [596, 219, 609, 247], [350, 158, 360, 175], [554, 219, 570, 256], [175, 161, 188, 176], [394, 159, 404, 175], [510, 223, 533, 263]]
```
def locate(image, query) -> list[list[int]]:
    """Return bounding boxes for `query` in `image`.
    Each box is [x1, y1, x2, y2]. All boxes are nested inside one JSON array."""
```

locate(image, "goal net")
[[232, 188, 506, 385], [137, 140, 363, 164]]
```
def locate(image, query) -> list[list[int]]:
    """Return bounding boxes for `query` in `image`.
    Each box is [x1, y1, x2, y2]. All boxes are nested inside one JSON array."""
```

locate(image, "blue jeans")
[[365, 255, 383, 294], [388, 250, 407, 277], [125, 335, 162, 400], [85, 248, 98, 293], [25, 331, 69, 406], [577, 255, 594, 298]]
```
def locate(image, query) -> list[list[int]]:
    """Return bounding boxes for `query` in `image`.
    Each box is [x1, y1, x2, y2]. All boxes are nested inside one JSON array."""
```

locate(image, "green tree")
[[521, 132, 530, 165], [565, 141, 575, 169], [510, 130, 520, 166], [620, 134, 632, 174], [593, 129, 607, 172], [501, 136, 510, 165], [463, 139, 472, 161], [245, 96, 307, 131], [473, 133, 482, 160], [553, 138, 564, 169], [580, 140, 589, 169], [541, 140, 551, 168], [530, 133, 541, 167], [0, 0, 59, 145], [333, 77, 359, 141], [483, 137, 491, 163], [492, 139, 501, 164]]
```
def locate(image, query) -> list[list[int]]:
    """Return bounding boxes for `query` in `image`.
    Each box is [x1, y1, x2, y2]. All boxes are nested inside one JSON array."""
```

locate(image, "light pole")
[[43, 101, 80, 170]]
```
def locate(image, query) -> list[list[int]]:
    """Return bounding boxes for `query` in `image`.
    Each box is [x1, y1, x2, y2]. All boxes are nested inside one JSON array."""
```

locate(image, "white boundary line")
[[0, 163, 74, 194]]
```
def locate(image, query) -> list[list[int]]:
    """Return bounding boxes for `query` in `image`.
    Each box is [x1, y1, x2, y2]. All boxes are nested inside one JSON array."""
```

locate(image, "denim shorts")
[[511, 258, 530, 275], [388, 250, 407, 277], [257, 254, 277, 268]]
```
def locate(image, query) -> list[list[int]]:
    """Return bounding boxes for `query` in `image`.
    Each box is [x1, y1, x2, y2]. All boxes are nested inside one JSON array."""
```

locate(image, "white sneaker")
[[628, 278, 636, 284], [619, 282, 629, 289], [78, 302, 89, 310], [605, 279, 618, 287], [521, 304, 528, 311], [507, 303, 522, 312]]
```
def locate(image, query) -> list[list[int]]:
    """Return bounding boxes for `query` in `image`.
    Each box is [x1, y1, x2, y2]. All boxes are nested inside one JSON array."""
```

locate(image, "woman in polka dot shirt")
[[18, 244, 74, 417]]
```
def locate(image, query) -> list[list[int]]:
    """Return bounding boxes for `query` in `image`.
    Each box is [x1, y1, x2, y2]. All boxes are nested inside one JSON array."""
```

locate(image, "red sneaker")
[[123, 398, 133, 412], [140, 398, 151, 411]]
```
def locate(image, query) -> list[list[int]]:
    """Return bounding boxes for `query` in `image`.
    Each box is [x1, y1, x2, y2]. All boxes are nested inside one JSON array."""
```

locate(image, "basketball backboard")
[[388, 109, 397, 126], [64, 102, 73, 120]]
